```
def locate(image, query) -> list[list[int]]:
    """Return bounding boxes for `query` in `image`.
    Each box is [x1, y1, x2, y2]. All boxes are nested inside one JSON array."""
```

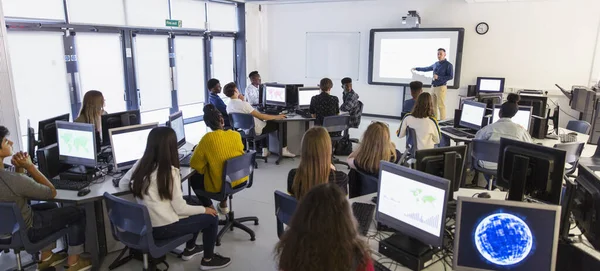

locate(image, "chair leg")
[[232, 221, 256, 241], [236, 216, 259, 225], [108, 247, 135, 270], [15, 251, 23, 271], [216, 221, 234, 246], [142, 253, 149, 271]]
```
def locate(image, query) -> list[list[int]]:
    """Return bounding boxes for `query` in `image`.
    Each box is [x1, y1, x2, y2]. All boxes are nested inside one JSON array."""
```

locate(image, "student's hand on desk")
[[205, 207, 218, 217], [274, 114, 286, 120], [11, 151, 33, 170]]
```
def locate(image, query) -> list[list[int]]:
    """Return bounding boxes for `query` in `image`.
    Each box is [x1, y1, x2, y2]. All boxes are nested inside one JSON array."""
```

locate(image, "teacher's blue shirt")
[[415, 59, 454, 87]]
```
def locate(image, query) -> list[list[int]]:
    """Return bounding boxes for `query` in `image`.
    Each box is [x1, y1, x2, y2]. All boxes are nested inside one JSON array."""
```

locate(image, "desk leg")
[[275, 122, 284, 165], [441, 134, 451, 147], [305, 121, 310, 131], [84, 202, 102, 271]]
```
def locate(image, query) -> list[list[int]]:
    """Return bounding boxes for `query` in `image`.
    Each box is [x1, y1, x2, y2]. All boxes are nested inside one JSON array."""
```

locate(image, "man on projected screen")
[[412, 48, 454, 120]]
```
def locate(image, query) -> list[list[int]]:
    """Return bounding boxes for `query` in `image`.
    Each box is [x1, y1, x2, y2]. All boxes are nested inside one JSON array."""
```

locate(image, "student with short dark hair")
[[275, 183, 374, 271], [224, 82, 295, 158], [397, 92, 440, 150], [311, 78, 340, 126], [207, 78, 230, 127], [189, 104, 246, 215], [340, 77, 361, 128], [404, 81, 423, 112], [124, 127, 232, 270], [245, 71, 261, 105], [0, 126, 92, 271]]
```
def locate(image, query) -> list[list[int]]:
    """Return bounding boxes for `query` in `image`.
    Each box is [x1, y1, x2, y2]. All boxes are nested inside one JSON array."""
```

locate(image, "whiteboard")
[[305, 32, 360, 81]]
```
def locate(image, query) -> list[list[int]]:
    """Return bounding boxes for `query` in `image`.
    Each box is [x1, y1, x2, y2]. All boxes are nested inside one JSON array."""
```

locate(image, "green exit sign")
[[165, 19, 182, 27]]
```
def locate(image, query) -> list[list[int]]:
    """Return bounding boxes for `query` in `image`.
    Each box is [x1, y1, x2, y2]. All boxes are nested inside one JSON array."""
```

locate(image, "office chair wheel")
[[275, 161, 280, 165], [254, 221, 259, 225], [250, 236, 256, 241], [216, 241, 221, 246]]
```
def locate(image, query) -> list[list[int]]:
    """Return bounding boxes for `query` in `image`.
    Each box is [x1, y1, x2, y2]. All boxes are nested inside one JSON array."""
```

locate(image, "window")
[[68, 0, 126, 26], [125, 0, 169, 28], [133, 35, 172, 124], [175, 36, 205, 118], [6, 32, 72, 140], [76, 33, 127, 114], [2, 0, 65, 21], [170, 0, 207, 30], [211, 37, 235, 84], [207, 2, 237, 32]]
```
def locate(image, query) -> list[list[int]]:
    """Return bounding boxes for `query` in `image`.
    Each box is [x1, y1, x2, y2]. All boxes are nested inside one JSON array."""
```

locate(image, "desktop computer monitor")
[[458, 96, 476, 110], [453, 197, 561, 271], [101, 109, 141, 146], [167, 111, 186, 148], [376, 161, 450, 248], [549, 105, 559, 136], [518, 94, 547, 118], [497, 138, 566, 205], [414, 145, 467, 200], [476, 77, 505, 94], [27, 120, 36, 160], [297, 87, 320, 109], [571, 164, 600, 250], [492, 105, 533, 131], [55, 121, 97, 168], [265, 84, 287, 107], [38, 113, 70, 148], [109, 122, 158, 172], [459, 100, 487, 130]]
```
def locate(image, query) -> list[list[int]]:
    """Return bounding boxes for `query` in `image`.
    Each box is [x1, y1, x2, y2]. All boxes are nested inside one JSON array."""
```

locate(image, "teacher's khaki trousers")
[[431, 85, 447, 120]]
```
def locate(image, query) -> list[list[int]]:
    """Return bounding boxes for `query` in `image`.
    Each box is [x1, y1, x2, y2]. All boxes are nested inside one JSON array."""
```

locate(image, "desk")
[[49, 146, 197, 271], [270, 115, 315, 165], [352, 188, 600, 270]]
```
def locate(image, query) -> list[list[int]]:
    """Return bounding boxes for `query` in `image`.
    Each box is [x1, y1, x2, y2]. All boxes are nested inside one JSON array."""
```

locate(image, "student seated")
[[207, 78, 230, 128], [403, 81, 423, 113], [189, 104, 247, 215], [287, 127, 348, 200], [245, 71, 261, 105], [311, 78, 342, 137], [348, 121, 400, 174], [124, 127, 232, 270], [397, 92, 441, 150], [275, 183, 374, 271], [75, 90, 106, 134], [224, 82, 295, 158], [475, 94, 533, 188], [340, 77, 361, 128], [0, 126, 91, 271]]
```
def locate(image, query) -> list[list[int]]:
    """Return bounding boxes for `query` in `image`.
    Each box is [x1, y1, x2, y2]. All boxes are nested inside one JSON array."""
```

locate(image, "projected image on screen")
[[370, 29, 464, 88], [266, 86, 286, 103]]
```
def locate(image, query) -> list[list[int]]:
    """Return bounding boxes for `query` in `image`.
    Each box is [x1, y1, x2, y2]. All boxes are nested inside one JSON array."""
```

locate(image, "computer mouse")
[[477, 192, 491, 199], [77, 187, 91, 197]]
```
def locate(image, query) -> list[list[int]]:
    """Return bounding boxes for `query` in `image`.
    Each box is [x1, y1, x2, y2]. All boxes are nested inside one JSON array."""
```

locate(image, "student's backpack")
[[334, 135, 353, 156]]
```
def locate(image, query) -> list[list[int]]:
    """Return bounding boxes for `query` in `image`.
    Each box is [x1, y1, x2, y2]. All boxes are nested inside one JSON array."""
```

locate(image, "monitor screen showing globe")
[[453, 197, 561, 271]]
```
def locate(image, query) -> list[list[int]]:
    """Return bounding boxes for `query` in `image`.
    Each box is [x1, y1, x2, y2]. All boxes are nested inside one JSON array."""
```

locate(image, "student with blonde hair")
[[287, 127, 348, 200], [397, 92, 440, 150], [75, 90, 105, 133], [348, 121, 400, 174]]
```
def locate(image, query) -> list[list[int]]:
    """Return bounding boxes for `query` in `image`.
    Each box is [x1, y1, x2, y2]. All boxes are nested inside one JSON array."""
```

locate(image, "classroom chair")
[[0, 203, 69, 271], [348, 169, 379, 198], [399, 127, 418, 167], [554, 142, 585, 176], [230, 113, 268, 166], [274, 191, 298, 239], [471, 139, 501, 190], [578, 136, 600, 171], [349, 101, 364, 144], [322, 115, 351, 168], [103, 193, 193, 271], [566, 120, 591, 135], [190, 151, 258, 246]]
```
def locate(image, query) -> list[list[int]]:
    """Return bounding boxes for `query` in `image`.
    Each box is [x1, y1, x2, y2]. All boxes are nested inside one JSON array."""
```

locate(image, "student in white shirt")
[[224, 82, 296, 158], [245, 71, 261, 105], [124, 127, 232, 270], [397, 92, 441, 150], [475, 94, 533, 189]]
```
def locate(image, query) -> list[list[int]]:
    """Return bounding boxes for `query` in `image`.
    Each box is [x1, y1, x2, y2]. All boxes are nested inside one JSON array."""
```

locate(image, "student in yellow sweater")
[[190, 104, 247, 215]]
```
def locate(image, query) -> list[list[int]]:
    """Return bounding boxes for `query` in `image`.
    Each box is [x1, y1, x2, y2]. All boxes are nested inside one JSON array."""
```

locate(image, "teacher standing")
[[412, 48, 454, 120]]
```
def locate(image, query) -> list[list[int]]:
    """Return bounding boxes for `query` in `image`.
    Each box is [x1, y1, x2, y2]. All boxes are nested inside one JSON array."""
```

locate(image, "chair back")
[[566, 120, 591, 135], [104, 192, 153, 252], [406, 127, 418, 156], [223, 151, 256, 193], [354, 169, 379, 197], [229, 113, 257, 137], [322, 115, 350, 134], [554, 142, 585, 174], [0, 203, 27, 250], [274, 191, 298, 239], [471, 139, 501, 172]]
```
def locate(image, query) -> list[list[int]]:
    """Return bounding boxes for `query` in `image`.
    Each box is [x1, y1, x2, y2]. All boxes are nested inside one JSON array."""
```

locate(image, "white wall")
[[248, 0, 600, 117]]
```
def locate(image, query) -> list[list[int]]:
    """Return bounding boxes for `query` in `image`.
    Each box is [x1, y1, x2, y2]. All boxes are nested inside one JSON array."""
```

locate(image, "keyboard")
[[441, 127, 475, 138], [352, 202, 376, 235], [374, 260, 392, 271], [180, 153, 192, 166], [295, 109, 312, 118], [50, 178, 92, 191], [438, 120, 454, 127]]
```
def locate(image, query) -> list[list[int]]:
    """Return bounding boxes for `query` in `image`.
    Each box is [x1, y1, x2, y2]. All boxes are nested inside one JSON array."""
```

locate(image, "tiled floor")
[[0, 116, 405, 271]]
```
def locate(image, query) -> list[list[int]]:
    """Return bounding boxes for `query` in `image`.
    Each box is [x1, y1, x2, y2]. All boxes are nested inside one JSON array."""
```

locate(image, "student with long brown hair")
[[124, 127, 232, 270], [287, 127, 348, 200], [275, 183, 374, 271], [397, 92, 440, 150], [75, 90, 105, 133], [348, 121, 399, 175]]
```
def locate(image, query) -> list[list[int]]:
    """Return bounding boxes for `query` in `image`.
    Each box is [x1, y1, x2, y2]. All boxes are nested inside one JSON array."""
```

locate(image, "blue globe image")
[[474, 213, 533, 266]]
